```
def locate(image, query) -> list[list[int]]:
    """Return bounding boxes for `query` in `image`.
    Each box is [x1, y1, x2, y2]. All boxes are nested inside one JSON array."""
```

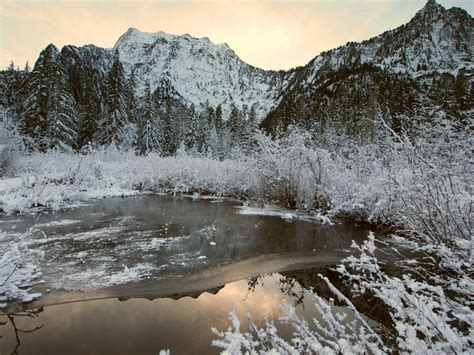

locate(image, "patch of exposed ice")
[[51, 262, 168, 290], [185, 193, 225, 201], [74, 251, 89, 259], [237, 205, 296, 219], [168, 252, 207, 267], [141, 235, 192, 251], [0, 244, 42, 307], [30, 226, 127, 245], [105, 263, 155, 286], [197, 224, 218, 238], [31, 219, 81, 229], [236, 205, 333, 225]]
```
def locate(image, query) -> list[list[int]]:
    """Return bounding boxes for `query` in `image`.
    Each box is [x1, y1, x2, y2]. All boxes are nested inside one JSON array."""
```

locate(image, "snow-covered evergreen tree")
[[228, 104, 241, 146], [20, 46, 56, 150], [185, 104, 199, 151], [215, 104, 223, 131], [240, 105, 258, 152], [78, 76, 101, 148], [20, 44, 79, 150], [137, 81, 162, 155], [205, 122, 220, 157], [161, 100, 174, 155], [94, 52, 129, 146], [46, 61, 80, 149], [0, 62, 21, 109], [125, 68, 137, 124]]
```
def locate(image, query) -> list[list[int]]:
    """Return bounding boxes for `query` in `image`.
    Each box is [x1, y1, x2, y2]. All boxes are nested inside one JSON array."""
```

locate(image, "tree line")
[[0, 47, 258, 157]]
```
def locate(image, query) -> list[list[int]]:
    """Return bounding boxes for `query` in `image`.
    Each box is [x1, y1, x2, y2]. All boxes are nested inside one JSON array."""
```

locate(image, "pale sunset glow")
[[1, 0, 472, 70]]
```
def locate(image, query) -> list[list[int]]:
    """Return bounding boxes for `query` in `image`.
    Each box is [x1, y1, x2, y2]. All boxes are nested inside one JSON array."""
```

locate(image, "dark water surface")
[[1, 271, 367, 355], [0, 194, 378, 353]]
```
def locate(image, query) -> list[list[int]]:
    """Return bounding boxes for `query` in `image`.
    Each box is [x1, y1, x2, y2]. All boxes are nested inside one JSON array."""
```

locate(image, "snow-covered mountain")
[[262, 0, 473, 132], [300, 0, 473, 85], [114, 28, 293, 119], [28, 0, 472, 124]]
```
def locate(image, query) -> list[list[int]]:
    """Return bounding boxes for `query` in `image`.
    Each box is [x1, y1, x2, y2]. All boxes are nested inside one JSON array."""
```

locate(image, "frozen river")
[[0, 194, 380, 353]]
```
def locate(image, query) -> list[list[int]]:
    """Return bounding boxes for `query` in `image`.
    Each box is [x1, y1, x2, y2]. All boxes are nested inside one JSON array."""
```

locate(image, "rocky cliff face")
[[113, 28, 294, 119]]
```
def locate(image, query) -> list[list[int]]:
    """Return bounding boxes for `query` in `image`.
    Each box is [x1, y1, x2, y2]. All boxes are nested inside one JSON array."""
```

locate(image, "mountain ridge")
[[0, 0, 472, 153], [26, 0, 472, 123]]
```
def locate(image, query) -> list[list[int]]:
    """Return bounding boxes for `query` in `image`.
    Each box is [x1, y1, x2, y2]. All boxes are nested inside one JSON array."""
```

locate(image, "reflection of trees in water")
[[0, 308, 44, 354], [246, 268, 393, 327], [244, 274, 265, 300], [245, 269, 350, 306], [277, 275, 305, 307], [244, 272, 307, 306], [251, 268, 396, 346]]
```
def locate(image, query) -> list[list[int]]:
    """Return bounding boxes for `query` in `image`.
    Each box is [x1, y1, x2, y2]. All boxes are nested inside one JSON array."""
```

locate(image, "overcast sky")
[[1, 0, 472, 71]]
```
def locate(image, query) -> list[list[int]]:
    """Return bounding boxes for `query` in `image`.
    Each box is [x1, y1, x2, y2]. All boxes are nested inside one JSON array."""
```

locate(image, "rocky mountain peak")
[[111, 27, 290, 120]]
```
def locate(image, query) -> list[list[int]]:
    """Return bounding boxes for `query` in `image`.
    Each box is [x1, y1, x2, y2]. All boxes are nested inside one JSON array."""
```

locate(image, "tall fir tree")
[[240, 105, 258, 152], [46, 60, 80, 149], [94, 52, 129, 146], [137, 81, 162, 155], [125, 68, 137, 123], [20, 44, 79, 150], [185, 103, 199, 151], [161, 99, 178, 155], [78, 76, 100, 148], [206, 101, 215, 127], [0, 61, 20, 108], [228, 104, 241, 145], [215, 104, 223, 131]]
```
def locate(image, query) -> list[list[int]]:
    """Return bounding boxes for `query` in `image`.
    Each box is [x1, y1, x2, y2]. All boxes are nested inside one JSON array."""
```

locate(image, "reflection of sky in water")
[[0, 273, 361, 355]]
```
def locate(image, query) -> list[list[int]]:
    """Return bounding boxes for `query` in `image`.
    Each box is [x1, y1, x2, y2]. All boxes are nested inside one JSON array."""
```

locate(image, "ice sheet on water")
[[237, 205, 333, 225], [31, 219, 82, 229], [237, 205, 297, 219], [168, 251, 208, 267], [0, 244, 42, 307], [140, 234, 192, 252], [52, 262, 168, 290], [105, 263, 156, 286], [29, 226, 127, 245]]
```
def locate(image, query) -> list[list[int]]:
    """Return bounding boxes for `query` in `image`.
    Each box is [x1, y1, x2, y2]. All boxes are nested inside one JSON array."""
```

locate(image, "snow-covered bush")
[[0, 145, 253, 214], [336, 233, 473, 353], [214, 232, 473, 353], [212, 275, 386, 354], [0, 108, 24, 177], [249, 128, 334, 210]]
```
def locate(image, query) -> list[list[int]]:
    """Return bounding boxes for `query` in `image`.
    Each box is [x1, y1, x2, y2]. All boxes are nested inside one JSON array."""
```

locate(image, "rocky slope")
[[114, 28, 293, 119]]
